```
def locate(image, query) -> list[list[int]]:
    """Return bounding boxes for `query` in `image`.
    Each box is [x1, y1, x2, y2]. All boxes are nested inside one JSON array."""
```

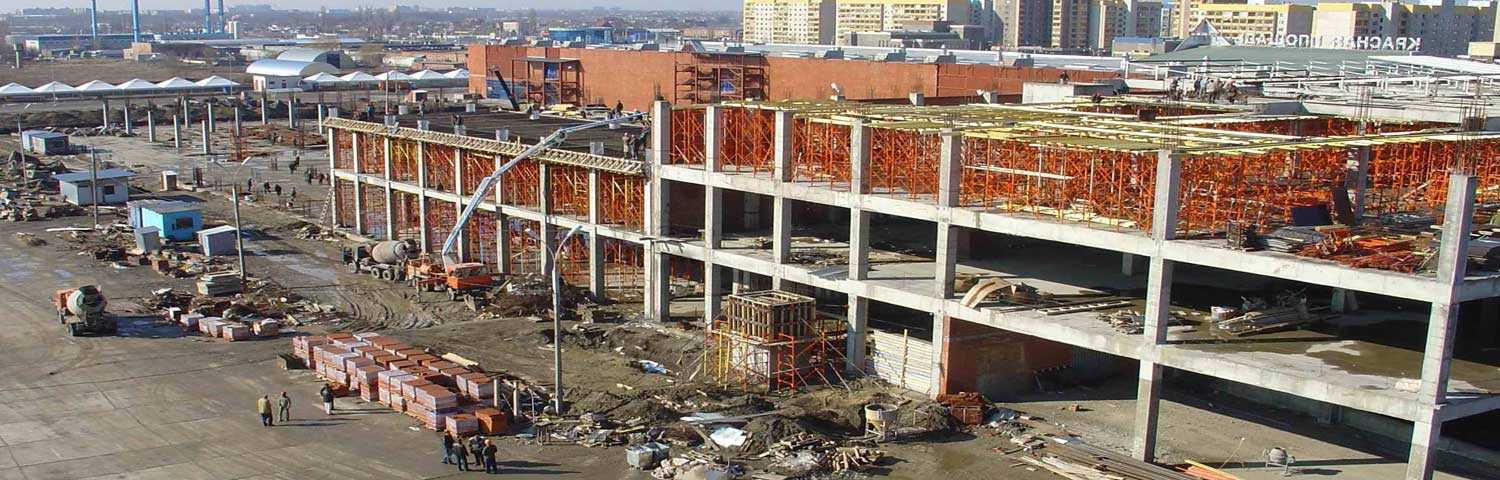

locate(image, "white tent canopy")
[[116, 78, 157, 90], [0, 83, 34, 95], [374, 71, 413, 81], [340, 71, 378, 83], [33, 81, 76, 93], [303, 72, 342, 83], [195, 75, 240, 87], [155, 77, 197, 89], [443, 69, 469, 79], [75, 80, 116, 91], [409, 69, 447, 80]]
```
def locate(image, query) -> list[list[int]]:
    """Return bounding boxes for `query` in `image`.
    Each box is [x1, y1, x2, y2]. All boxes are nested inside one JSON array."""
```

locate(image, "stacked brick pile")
[[292, 332, 500, 432]]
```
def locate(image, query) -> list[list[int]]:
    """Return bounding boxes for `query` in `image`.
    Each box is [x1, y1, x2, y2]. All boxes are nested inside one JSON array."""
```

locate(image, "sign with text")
[[1238, 33, 1422, 51]]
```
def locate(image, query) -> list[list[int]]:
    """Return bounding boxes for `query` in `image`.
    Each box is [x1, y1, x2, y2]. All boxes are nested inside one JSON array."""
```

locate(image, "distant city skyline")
[[6, 0, 739, 13]]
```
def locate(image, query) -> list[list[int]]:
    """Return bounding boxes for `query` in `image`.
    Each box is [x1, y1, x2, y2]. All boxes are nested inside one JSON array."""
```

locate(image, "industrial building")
[[323, 80, 1500, 478]]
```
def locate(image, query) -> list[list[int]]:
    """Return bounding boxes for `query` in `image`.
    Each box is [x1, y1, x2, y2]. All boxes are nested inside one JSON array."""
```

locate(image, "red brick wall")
[[467, 44, 1121, 111]]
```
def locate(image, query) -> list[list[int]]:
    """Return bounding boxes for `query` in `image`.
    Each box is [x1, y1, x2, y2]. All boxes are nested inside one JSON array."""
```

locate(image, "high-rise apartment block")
[[743, 0, 972, 45], [743, 0, 838, 44]]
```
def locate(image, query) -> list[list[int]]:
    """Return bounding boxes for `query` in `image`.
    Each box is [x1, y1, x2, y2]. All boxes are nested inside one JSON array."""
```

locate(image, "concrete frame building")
[[326, 94, 1500, 480], [832, 0, 974, 45], [1314, 1, 1495, 56]]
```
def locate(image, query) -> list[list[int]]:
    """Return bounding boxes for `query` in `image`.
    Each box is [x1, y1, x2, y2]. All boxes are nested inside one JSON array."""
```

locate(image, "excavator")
[[404, 109, 648, 307]]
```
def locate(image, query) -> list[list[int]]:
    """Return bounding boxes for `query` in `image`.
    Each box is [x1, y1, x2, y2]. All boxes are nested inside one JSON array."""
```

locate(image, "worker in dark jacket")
[[441, 432, 455, 465], [454, 435, 471, 471], [319, 384, 334, 414], [482, 438, 499, 473]]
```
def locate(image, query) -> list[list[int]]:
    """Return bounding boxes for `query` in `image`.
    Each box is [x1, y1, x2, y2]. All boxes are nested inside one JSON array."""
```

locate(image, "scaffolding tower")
[[673, 52, 767, 105], [706, 290, 847, 392]]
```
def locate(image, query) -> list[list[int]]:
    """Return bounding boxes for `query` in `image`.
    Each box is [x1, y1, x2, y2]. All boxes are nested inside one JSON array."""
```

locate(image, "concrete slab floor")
[[996, 376, 1483, 480]]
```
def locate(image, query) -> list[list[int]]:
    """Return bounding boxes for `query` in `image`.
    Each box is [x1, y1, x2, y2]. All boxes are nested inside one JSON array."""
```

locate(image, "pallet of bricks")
[[290, 332, 500, 434], [179, 313, 279, 341]]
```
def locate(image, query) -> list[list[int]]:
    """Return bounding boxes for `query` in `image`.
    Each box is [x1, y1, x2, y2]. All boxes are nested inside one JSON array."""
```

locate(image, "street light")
[[550, 224, 583, 415]]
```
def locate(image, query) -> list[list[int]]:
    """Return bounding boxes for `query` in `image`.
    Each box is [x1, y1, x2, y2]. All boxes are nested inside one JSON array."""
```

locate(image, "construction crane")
[[437, 111, 647, 268], [489, 67, 521, 112]]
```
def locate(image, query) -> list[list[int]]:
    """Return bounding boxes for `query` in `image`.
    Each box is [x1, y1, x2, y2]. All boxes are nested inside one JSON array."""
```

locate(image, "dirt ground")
[[2, 129, 1487, 479], [6, 59, 249, 87]]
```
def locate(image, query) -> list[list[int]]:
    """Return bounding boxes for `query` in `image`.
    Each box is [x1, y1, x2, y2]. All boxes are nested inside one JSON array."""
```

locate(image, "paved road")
[[0, 222, 614, 479]]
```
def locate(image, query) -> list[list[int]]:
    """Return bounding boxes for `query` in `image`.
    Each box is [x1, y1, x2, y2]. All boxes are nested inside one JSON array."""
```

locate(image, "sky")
[[14, 0, 740, 12]]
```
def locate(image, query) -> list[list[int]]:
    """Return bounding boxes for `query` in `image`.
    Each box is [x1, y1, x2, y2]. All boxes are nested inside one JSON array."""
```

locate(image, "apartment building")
[[834, 0, 973, 45], [1134, 0, 1164, 38], [995, 0, 1054, 48], [743, 0, 838, 44], [1193, 3, 1313, 40], [1174, 0, 1245, 38], [1313, 1, 1494, 55], [1050, 0, 1093, 48]]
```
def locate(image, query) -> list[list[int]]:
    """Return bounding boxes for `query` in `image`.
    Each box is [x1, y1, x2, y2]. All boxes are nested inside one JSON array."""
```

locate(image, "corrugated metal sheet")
[[866, 329, 934, 394]]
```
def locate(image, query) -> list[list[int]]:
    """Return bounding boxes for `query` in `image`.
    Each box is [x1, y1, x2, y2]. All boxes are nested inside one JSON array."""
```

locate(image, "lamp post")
[[550, 224, 583, 414]]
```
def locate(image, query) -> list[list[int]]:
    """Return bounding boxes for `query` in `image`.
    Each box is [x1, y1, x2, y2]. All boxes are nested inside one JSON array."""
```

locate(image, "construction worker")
[[257, 395, 273, 427], [274, 184, 282, 197], [454, 435, 471, 471], [277, 391, 291, 422], [319, 383, 334, 414], [468, 435, 485, 463], [441, 432, 456, 465], [482, 438, 499, 474]]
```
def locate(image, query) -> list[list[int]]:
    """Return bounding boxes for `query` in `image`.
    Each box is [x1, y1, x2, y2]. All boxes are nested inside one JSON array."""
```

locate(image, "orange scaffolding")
[[424, 143, 456, 194], [549, 165, 590, 217], [960, 137, 1158, 231], [599, 172, 644, 229], [791, 118, 852, 189], [670, 108, 706, 165], [501, 159, 540, 209], [719, 106, 776, 173], [705, 291, 847, 392], [869, 127, 941, 198], [360, 183, 387, 237]]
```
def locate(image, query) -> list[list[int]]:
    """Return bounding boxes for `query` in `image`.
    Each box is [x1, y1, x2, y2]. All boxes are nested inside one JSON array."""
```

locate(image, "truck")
[[343, 240, 417, 282], [406, 257, 498, 309], [54, 285, 113, 336]]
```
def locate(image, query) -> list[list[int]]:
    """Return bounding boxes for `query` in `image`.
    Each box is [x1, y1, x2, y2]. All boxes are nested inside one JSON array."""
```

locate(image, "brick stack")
[[198, 317, 225, 337], [352, 364, 383, 401], [291, 336, 330, 366], [455, 373, 496, 401], [221, 324, 250, 341], [474, 408, 509, 434], [251, 319, 280, 337], [445, 413, 479, 436], [408, 383, 460, 429]]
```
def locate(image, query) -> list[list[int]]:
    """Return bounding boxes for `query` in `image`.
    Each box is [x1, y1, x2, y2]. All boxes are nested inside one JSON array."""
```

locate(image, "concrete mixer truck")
[[53, 285, 114, 336], [343, 239, 418, 282]]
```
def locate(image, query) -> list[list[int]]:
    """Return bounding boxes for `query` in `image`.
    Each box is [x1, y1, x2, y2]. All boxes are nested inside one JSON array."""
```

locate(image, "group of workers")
[[255, 384, 338, 427], [443, 431, 501, 474]]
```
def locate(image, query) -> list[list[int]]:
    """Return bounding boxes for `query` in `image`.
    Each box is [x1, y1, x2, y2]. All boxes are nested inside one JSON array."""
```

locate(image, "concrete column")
[[935, 130, 962, 298], [850, 120, 870, 194], [588, 170, 605, 298], [101, 99, 110, 129], [646, 101, 673, 322], [122, 101, 131, 135], [416, 139, 429, 252], [1122, 253, 1140, 276], [179, 97, 189, 124], [704, 105, 722, 172], [327, 126, 339, 226], [929, 313, 947, 397], [173, 115, 181, 152], [260, 92, 269, 126], [849, 119, 872, 282], [317, 104, 325, 130], [495, 154, 511, 274], [146, 108, 155, 143], [846, 296, 869, 375], [383, 137, 395, 240], [1351, 146, 1370, 222], [704, 263, 722, 325], [539, 163, 554, 275], [200, 119, 210, 155], [205, 102, 215, 132], [287, 99, 297, 129], [1406, 174, 1476, 480], [936, 225, 958, 298], [233, 107, 242, 138], [1132, 150, 1182, 462], [352, 133, 364, 234], [454, 149, 470, 262], [772, 111, 794, 267]]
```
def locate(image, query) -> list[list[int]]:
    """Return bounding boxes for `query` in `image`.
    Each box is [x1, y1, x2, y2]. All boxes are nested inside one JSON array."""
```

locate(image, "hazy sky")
[[12, 0, 740, 12]]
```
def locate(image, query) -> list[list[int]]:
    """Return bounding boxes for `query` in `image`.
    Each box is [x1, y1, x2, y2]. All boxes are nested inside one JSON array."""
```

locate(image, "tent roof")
[[0, 83, 33, 95], [443, 68, 469, 79], [374, 71, 413, 81], [156, 77, 197, 89], [33, 81, 76, 93], [194, 75, 240, 87], [303, 72, 343, 83], [409, 69, 447, 80], [75, 80, 116, 91], [340, 71, 378, 82], [117, 78, 158, 89], [246, 59, 338, 77]]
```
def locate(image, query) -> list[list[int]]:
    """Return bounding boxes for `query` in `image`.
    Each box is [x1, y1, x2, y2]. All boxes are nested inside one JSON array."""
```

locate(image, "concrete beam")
[[938, 129, 961, 208], [704, 105, 722, 172], [773, 111, 793, 182], [646, 101, 673, 322], [1133, 151, 1180, 462], [850, 209, 871, 281], [936, 224, 958, 298]]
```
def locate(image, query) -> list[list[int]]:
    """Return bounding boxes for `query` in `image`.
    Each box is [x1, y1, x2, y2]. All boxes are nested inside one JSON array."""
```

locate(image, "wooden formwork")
[[722, 290, 816, 342]]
